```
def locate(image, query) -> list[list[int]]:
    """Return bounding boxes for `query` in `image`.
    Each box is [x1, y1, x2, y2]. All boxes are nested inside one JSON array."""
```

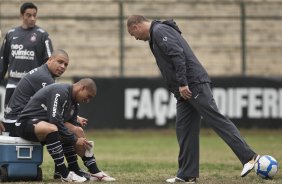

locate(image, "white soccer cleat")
[[61, 171, 87, 182], [166, 177, 196, 183], [90, 171, 116, 181], [241, 154, 260, 177]]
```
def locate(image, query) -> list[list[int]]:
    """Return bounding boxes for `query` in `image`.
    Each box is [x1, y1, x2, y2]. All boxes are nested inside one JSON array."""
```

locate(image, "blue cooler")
[[0, 135, 43, 181]]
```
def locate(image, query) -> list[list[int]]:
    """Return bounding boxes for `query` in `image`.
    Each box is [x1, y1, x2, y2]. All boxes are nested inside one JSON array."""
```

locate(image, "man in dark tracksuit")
[[127, 15, 260, 183], [0, 2, 53, 109], [15, 79, 97, 182]]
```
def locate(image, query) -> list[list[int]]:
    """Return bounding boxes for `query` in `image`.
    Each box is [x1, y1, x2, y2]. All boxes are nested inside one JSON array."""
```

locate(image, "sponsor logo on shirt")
[[9, 70, 27, 78], [11, 44, 35, 60], [4, 106, 12, 113], [28, 68, 37, 74], [41, 104, 47, 111], [52, 93, 60, 117], [30, 33, 37, 42]]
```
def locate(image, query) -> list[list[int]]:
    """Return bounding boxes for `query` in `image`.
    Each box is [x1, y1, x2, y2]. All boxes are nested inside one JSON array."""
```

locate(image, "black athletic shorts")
[[4, 88, 15, 107], [3, 123, 18, 137], [16, 118, 41, 142]]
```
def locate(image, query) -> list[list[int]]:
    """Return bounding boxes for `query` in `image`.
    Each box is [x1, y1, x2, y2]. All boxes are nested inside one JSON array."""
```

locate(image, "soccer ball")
[[254, 155, 278, 179]]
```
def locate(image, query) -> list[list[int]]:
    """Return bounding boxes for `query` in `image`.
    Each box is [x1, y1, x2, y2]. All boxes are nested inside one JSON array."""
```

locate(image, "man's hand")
[[0, 122, 5, 134], [77, 116, 88, 127], [179, 86, 192, 100], [76, 137, 92, 149]]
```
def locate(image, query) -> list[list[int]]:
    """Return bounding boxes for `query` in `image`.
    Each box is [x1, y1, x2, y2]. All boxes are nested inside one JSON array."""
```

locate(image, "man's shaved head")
[[51, 49, 69, 60]]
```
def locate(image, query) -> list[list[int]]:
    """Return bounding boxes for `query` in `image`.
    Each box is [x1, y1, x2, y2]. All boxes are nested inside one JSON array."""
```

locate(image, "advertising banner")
[[0, 77, 281, 129], [74, 76, 282, 129], [75, 77, 174, 129]]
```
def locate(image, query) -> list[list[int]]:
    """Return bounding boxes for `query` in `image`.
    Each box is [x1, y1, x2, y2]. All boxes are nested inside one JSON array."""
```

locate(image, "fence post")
[[240, 2, 246, 76], [119, 1, 124, 77]]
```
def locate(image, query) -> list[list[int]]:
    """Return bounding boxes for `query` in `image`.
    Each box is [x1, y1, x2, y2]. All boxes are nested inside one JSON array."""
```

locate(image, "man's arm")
[[0, 34, 10, 81], [69, 104, 88, 127], [0, 122, 5, 134], [43, 34, 53, 62], [179, 86, 192, 100], [77, 116, 88, 127], [154, 26, 193, 100]]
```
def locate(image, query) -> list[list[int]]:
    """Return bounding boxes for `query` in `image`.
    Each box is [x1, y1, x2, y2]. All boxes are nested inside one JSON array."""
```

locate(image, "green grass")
[[4, 128, 282, 183]]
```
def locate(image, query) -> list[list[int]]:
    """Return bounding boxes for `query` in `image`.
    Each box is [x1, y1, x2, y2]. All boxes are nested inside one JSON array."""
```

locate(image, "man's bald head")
[[51, 49, 69, 60], [73, 78, 97, 103], [77, 78, 97, 95]]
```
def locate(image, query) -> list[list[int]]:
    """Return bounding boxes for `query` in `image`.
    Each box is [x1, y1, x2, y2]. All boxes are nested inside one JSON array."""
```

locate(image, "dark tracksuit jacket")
[[149, 20, 211, 99]]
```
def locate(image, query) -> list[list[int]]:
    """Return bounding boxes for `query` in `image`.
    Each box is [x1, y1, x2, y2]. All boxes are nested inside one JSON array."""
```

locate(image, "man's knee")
[[46, 124, 58, 133], [64, 122, 85, 137], [36, 122, 58, 134], [73, 126, 84, 138]]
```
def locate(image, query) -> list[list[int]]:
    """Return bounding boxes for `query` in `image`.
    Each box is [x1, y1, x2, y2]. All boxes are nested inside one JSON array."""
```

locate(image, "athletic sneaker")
[[54, 169, 91, 180], [241, 154, 260, 177], [90, 171, 116, 181], [76, 169, 96, 181], [75, 169, 91, 180], [166, 177, 196, 183], [61, 171, 87, 182]]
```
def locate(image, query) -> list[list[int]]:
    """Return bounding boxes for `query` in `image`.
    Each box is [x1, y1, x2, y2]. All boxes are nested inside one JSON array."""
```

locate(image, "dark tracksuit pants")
[[176, 83, 256, 180]]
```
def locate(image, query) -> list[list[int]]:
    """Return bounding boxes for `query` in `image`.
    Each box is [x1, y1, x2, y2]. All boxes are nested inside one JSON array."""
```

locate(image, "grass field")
[[4, 128, 282, 183]]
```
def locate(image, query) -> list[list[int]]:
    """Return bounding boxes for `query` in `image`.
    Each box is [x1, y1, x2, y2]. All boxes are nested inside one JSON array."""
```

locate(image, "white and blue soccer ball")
[[254, 155, 278, 179]]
